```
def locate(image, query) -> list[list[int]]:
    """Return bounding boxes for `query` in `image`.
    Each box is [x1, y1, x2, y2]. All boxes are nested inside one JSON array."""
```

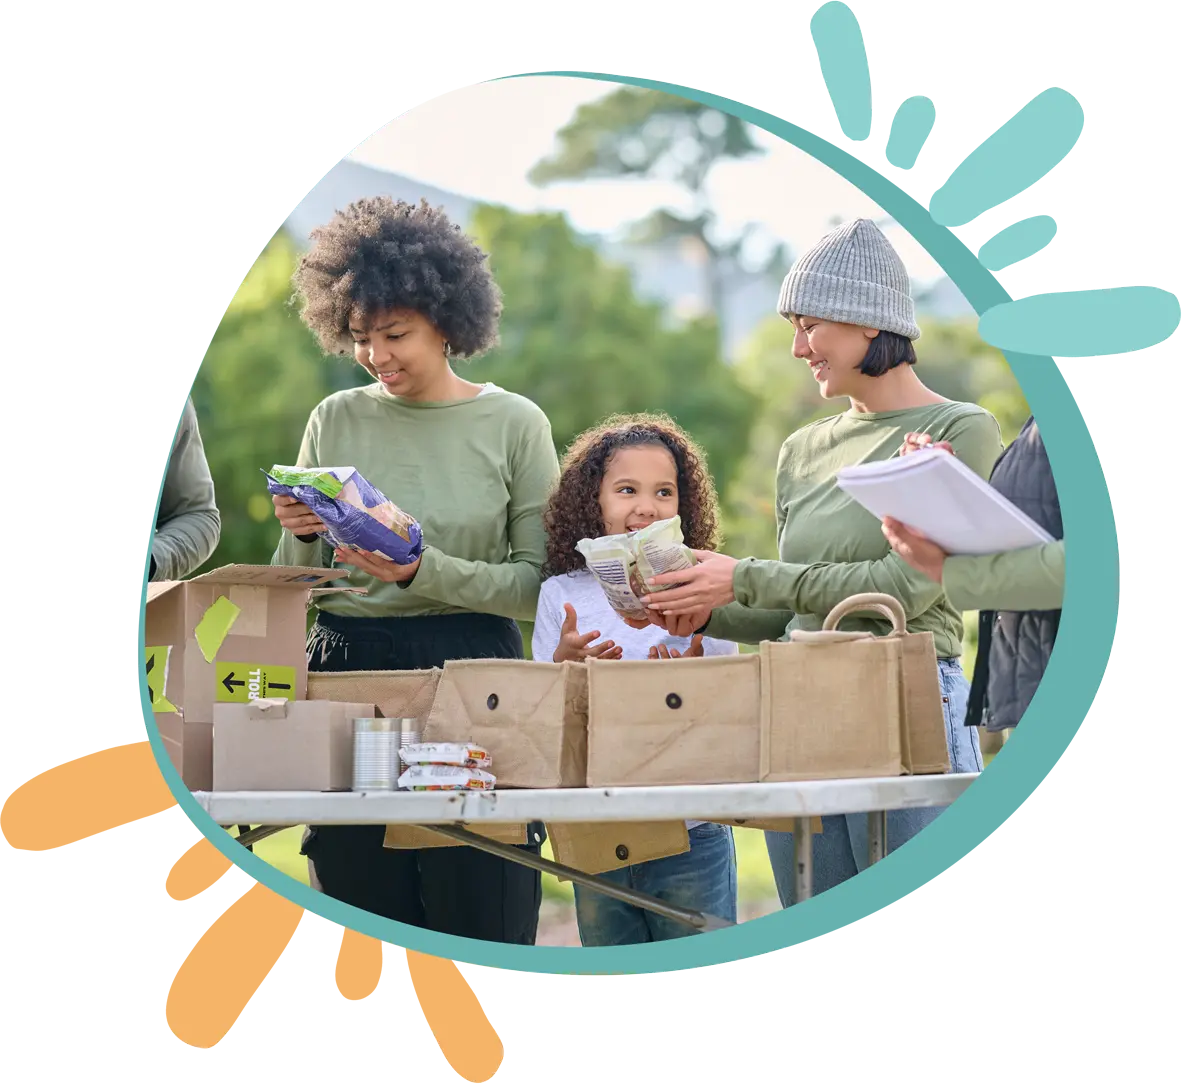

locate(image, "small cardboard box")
[[145, 564, 352, 790], [213, 698, 376, 792]]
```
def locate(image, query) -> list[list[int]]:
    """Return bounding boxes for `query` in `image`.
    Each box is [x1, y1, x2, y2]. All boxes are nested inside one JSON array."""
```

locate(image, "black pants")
[[301, 610, 543, 945]]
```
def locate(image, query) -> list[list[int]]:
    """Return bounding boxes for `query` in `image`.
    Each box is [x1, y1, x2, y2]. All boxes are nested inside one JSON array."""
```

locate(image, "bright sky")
[[348, 75, 944, 282]]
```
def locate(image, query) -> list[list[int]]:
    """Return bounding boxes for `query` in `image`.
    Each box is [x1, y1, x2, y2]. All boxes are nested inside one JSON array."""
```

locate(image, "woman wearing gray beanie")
[[642, 218, 1004, 906]]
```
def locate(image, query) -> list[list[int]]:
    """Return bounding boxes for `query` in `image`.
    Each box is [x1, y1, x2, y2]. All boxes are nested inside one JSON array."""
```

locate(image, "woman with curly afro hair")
[[271, 197, 559, 944], [531, 414, 739, 945]]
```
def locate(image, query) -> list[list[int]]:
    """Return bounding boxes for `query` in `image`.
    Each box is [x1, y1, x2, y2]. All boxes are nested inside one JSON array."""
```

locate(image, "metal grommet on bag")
[[615, 844, 629, 861], [665, 693, 682, 709], [487, 693, 499, 710]]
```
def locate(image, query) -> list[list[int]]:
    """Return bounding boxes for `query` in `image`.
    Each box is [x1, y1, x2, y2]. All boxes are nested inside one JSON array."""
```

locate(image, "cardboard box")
[[145, 564, 352, 790], [213, 698, 375, 792]]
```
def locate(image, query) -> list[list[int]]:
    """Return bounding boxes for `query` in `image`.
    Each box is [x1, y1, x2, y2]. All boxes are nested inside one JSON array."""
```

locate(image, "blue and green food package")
[[264, 465, 424, 565]]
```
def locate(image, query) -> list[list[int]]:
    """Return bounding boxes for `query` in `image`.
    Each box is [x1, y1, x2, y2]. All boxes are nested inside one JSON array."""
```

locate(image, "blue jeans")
[[765, 658, 980, 907], [573, 823, 738, 945]]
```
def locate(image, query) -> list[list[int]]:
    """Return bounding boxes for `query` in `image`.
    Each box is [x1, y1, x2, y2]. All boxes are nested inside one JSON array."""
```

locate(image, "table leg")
[[868, 811, 887, 865], [424, 825, 734, 933], [793, 817, 813, 903]]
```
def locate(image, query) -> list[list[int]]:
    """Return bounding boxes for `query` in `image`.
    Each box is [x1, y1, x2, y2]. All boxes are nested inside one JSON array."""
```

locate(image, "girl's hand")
[[641, 551, 738, 617], [882, 517, 948, 583], [273, 493, 327, 535], [900, 432, 954, 457], [553, 603, 624, 663], [334, 547, 421, 584], [647, 635, 704, 660], [644, 607, 713, 637]]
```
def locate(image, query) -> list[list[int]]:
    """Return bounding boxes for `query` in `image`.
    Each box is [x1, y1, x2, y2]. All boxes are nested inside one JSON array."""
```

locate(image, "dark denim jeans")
[[573, 822, 738, 945]]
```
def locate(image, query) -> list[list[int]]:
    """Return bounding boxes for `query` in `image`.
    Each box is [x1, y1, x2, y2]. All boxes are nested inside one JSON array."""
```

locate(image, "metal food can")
[[352, 717, 397, 791]]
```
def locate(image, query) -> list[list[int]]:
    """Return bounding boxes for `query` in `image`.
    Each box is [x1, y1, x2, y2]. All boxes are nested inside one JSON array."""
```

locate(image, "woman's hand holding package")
[[647, 635, 704, 660], [641, 550, 738, 617], [881, 516, 947, 583], [334, 546, 422, 584], [553, 603, 624, 663], [272, 493, 327, 535]]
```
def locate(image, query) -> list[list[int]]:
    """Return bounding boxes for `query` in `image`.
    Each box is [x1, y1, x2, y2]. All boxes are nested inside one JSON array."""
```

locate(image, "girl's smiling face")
[[790, 315, 881, 399], [349, 307, 450, 399], [597, 444, 680, 536]]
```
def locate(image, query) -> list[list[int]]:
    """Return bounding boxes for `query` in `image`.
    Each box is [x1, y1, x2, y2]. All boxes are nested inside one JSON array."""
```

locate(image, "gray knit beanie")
[[777, 218, 921, 341]]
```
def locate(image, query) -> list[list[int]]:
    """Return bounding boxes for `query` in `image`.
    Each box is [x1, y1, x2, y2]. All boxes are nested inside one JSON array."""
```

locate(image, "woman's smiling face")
[[790, 315, 881, 399], [349, 307, 450, 399]]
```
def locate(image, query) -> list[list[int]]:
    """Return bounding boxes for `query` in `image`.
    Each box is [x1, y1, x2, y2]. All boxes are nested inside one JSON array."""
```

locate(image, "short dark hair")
[[859, 330, 917, 376], [292, 197, 502, 357]]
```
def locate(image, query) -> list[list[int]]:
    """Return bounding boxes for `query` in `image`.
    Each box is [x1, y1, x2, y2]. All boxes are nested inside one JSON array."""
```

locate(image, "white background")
[[2, 0, 1182, 1078]]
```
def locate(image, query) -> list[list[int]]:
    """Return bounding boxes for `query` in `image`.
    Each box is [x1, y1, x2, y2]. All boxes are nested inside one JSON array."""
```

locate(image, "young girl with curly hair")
[[532, 413, 738, 945], [271, 196, 559, 944]]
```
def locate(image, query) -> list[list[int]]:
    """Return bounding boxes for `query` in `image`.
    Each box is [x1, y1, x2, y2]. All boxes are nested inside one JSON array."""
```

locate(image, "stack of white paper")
[[836, 448, 1054, 556]]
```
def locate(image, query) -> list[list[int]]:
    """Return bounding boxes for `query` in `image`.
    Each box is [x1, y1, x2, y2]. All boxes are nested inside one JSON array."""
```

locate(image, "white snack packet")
[[575, 515, 696, 620], [399, 742, 492, 769], [397, 765, 496, 791]]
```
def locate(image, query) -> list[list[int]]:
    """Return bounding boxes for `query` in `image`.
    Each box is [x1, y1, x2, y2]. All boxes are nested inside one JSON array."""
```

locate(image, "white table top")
[[195, 773, 979, 826]]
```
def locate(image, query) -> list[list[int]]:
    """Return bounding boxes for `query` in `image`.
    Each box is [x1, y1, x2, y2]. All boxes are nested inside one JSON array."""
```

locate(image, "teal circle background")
[[4, 73, 1167, 974]]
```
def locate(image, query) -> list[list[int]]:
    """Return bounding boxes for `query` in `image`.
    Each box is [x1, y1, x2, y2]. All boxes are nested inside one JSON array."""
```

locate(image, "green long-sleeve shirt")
[[707, 400, 1004, 657], [272, 383, 559, 622], [151, 397, 221, 581], [943, 540, 1065, 612]]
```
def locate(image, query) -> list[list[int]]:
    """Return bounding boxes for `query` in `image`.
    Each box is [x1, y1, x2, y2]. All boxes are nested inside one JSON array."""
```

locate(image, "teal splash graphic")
[[805, 5, 1174, 357], [884, 96, 936, 172], [978, 212, 1063, 269]]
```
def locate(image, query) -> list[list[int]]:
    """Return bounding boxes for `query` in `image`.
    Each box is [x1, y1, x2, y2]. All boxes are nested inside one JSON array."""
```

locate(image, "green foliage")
[[529, 87, 763, 193], [191, 231, 367, 570], [191, 209, 759, 572], [530, 87, 778, 316], [466, 204, 759, 498]]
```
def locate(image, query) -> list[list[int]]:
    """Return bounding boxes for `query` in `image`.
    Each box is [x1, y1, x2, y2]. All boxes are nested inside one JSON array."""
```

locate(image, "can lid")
[[352, 717, 393, 732]]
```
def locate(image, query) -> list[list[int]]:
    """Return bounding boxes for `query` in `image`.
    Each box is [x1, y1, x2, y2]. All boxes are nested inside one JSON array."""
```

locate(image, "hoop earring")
[[443, 341, 452, 359]]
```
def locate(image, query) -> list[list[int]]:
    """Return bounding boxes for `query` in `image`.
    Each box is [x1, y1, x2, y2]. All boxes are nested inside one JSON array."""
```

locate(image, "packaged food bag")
[[397, 765, 496, 791], [399, 742, 492, 769], [264, 465, 423, 565], [575, 516, 696, 620]]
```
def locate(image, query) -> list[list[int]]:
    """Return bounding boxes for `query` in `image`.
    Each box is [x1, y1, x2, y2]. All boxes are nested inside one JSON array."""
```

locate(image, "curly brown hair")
[[543, 413, 721, 577], [291, 196, 503, 357]]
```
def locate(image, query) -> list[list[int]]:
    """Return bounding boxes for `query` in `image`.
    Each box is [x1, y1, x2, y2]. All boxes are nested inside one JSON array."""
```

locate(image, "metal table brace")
[[229, 812, 890, 932]]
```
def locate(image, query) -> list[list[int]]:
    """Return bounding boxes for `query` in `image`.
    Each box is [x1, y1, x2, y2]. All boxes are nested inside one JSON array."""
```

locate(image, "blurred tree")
[[529, 87, 788, 327], [469, 204, 759, 498], [189, 208, 759, 575], [191, 230, 366, 569]]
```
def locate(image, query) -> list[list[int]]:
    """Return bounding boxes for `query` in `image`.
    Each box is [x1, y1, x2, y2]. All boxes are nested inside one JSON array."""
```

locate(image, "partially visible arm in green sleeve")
[[702, 601, 795, 645], [703, 437, 795, 644], [151, 398, 222, 581], [944, 540, 1064, 612], [271, 407, 331, 570], [398, 419, 560, 622], [726, 409, 1006, 621]]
